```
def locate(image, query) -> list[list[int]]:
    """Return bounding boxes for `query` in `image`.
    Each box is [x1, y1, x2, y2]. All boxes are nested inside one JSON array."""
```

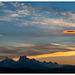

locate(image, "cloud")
[[0, 2, 4, 6], [17, 10, 30, 16], [12, 2, 35, 13], [17, 16, 75, 31], [3, 10, 14, 13], [0, 2, 75, 60], [10, 3, 75, 31], [19, 44, 37, 47], [28, 51, 75, 59], [9, 43, 37, 47], [51, 43, 75, 51], [51, 43, 68, 47], [10, 9, 31, 17], [0, 2, 34, 22], [0, 42, 74, 58], [64, 30, 75, 34], [32, 17, 75, 27], [11, 14, 22, 17], [12, 50, 75, 61], [0, 35, 3, 37], [28, 50, 75, 59], [61, 12, 75, 19], [10, 2, 35, 17], [0, 16, 13, 21], [12, 2, 25, 8], [1, 2, 75, 30]]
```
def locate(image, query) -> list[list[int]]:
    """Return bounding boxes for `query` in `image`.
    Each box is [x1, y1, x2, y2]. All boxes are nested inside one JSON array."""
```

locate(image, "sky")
[[0, 2, 75, 65]]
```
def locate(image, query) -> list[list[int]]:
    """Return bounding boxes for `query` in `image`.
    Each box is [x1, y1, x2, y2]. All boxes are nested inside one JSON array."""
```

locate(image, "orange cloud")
[[12, 51, 75, 61], [63, 30, 75, 34], [28, 51, 75, 59]]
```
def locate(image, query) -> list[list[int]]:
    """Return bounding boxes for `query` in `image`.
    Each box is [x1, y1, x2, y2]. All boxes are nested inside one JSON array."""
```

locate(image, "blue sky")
[[0, 2, 75, 64]]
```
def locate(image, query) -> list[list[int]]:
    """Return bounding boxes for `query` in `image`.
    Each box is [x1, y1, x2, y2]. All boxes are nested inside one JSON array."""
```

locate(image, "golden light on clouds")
[[64, 30, 75, 34], [28, 51, 75, 59], [12, 51, 75, 61]]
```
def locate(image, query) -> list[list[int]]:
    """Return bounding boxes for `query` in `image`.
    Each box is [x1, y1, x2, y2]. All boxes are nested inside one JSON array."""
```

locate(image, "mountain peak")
[[54, 62, 59, 65], [20, 55, 27, 58], [5, 57, 10, 60], [18, 55, 29, 62], [43, 61, 47, 64], [1, 57, 14, 64]]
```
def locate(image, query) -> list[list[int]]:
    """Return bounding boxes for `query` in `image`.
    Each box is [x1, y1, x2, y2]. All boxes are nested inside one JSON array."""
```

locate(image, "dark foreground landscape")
[[0, 55, 75, 73], [1, 66, 75, 73]]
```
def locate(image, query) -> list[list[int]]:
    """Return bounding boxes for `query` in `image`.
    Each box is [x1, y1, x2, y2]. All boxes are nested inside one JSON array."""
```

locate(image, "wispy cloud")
[[9, 43, 37, 47], [1, 2, 75, 30], [0, 2, 4, 6], [0, 16, 13, 21], [0, 35, 3, 37], [28, 51, 75, 59], [11, 14, 22, 17], [17, 16, 75, 30], [0, 2, 34, 22], [51, 43, 75, 51], [0, 42, 74, 58]]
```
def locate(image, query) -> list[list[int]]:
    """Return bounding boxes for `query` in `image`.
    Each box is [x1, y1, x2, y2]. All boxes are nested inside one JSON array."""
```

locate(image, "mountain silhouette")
[[0, 55, 75, 73], [0, 55, 60, 69]]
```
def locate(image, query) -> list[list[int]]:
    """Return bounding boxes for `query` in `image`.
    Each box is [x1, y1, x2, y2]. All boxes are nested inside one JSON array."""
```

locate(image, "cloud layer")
[[0, 2, 75, 61], [0, 42, 75, 59]]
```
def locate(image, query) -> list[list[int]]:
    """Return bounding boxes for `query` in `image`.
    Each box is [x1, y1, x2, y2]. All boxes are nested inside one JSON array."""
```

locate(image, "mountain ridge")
[[0, 55, 60, 69], [0, 55, 75, 73]]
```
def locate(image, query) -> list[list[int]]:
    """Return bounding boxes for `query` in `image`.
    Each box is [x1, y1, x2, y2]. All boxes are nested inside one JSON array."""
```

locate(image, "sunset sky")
[[0, 2, 75, 65]]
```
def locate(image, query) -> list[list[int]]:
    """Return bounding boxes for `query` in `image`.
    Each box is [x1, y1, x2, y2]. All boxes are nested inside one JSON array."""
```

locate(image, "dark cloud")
[[0, 43, 72, 58]]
